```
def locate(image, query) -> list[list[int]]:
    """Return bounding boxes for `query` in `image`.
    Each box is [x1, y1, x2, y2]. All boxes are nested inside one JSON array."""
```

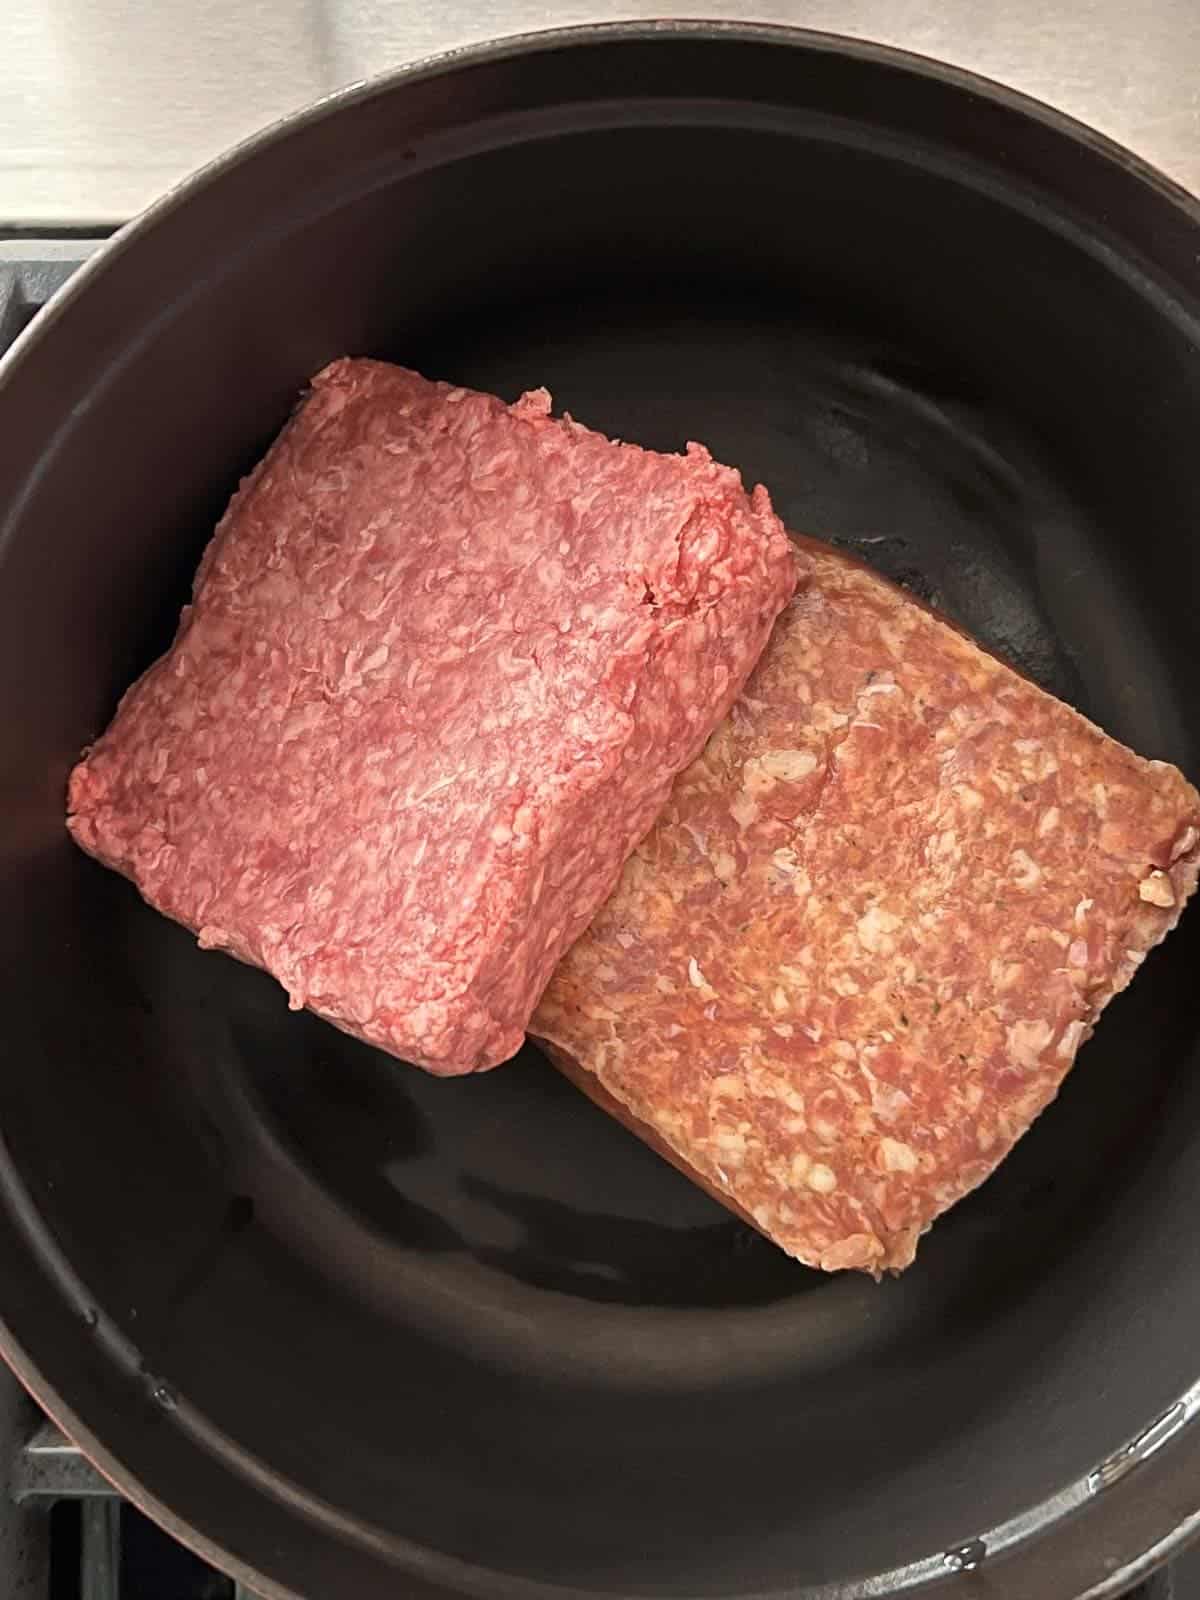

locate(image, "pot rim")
[[1, 20, 1198, 1600]]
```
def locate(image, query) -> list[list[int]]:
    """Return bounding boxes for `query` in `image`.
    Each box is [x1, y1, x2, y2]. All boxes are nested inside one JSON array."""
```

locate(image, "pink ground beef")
[[68, 359, 796, 1074]]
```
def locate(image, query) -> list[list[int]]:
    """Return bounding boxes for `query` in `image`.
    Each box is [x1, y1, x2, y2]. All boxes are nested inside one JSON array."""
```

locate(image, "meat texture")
[[68, 359, 796, 1074], [535, 541, 1200, 1271]]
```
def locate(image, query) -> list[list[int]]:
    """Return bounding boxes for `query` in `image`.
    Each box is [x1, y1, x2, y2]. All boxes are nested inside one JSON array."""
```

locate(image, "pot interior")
[[1, 31, 1199, 1600]]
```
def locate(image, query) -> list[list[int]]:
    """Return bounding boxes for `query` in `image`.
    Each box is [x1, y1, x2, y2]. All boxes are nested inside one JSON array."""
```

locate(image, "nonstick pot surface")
[[1, 25, 1199, 1600]]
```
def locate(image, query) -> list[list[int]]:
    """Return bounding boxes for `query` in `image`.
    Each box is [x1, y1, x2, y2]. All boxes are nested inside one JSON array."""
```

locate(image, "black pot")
[[1, 23, 1198, 1600]]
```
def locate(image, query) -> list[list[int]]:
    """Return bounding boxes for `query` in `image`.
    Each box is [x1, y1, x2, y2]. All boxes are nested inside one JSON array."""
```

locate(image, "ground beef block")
[[534, 539, 1200, 1271], [68, 359, 797, 1074]]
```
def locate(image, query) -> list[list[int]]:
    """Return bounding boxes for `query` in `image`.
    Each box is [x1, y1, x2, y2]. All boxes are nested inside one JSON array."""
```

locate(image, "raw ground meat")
[[68, 359, 796, 1075], [534, 538, 1200, 1272]]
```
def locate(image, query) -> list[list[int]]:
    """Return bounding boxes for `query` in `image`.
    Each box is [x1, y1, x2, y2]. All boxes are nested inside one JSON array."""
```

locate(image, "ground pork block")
[[68, 359, 797, 1074], [535, 539, 1200, 1271]]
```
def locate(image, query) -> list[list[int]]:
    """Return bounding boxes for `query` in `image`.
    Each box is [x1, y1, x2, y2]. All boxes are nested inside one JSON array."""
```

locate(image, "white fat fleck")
[[871, 1081, 911, 1122], [1092, 782, 1109, 817], [990, 768, 1015, 797], [1139, 871, 1176, 908], [878, 621, 908, 657], [1057, 1019, 1087, 1059], [1007, 1018, 1054, 1070], [807, 1163, 838, 1194], [681, 822, 708, 857], [713, 850, 737, 885], [615, 930, 636, 949], [860, 680, 900, 696], [772, 986, 789, 1012], [879, 1137, 919, 1174], [1171, 825, 1198, 862], [580, 1001, 621, 1022], [655, 975, 677, 995], [1010, 849, 1042, 890], [954, 784, 985, 811], [1013, 739, 1059, 782], [990, 957, 1024, 991], [856, 903, 901, 952], [800, 1022, 823, 1043], [1074, 898, 1093, 927], [729, 789, 759, 829], [688, 957, 707, 988], [1038, 807, 1060, 837], [773, 1022, 795, 1038], [755, 748, 819, 782], [790, 1151, 812, 1184], [408, 773, 458, 806]]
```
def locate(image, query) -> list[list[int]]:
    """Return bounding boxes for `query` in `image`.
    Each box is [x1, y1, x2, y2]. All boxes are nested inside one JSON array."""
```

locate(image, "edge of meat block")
[[535, 533, 1200, 1274], [65, 360, 800, 1076]]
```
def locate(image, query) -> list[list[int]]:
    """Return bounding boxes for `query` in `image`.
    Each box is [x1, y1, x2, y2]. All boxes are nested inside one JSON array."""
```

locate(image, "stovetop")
[[1, 0, 1199, 226], [0, 241, 1195, 1600], [4, 1386, 254, 1599]]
